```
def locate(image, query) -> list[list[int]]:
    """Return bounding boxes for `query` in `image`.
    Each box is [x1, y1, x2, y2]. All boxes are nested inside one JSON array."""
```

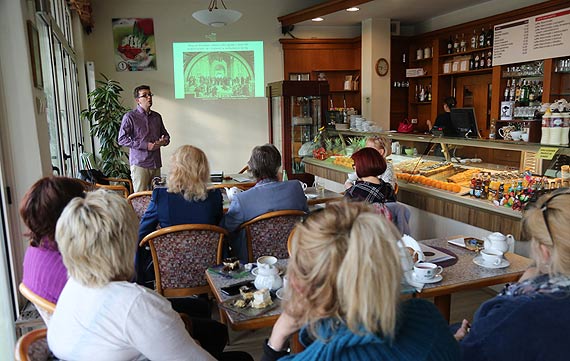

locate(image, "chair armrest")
[[103, 177, 134, 194]]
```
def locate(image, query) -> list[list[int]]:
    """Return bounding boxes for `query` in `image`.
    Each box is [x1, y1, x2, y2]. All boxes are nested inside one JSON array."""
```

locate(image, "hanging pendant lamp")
[[192, 0, 242, 27]]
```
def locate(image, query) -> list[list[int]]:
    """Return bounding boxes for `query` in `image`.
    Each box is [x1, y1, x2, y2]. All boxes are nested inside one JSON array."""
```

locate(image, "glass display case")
[[266, 80, 329, 183]]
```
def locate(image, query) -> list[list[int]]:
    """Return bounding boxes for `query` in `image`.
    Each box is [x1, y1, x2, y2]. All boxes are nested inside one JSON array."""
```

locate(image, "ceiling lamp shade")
[[192, 0, 242, 27]]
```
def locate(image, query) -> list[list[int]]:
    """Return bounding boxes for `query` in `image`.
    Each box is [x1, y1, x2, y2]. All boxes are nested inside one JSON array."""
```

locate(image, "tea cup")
[[257, 255, 277, 269], [298, 181, 308, 191], [413, 262, 443, 281], [480, 249, 503, 266], [510, 130, 523, 141], [521, 133, 529, 142]]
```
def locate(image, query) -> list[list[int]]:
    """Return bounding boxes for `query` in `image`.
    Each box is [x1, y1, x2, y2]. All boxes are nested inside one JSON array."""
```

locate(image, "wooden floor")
[[220, 287, 498, 360]]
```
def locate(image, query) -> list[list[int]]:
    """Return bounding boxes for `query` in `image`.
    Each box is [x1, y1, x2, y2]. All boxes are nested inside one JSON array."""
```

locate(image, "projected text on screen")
[[173, 41, 264, 100]]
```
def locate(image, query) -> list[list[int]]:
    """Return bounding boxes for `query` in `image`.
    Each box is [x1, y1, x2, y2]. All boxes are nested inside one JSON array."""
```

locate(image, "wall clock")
[[375, 58, 389, 77]]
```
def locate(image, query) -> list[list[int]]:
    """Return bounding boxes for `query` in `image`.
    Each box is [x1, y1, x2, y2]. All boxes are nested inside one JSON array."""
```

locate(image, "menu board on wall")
[[493, 7, 570, 66]]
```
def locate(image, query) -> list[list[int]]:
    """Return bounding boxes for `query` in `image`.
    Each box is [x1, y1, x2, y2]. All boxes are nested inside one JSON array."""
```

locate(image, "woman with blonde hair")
[[138, 145, 223, 285], [457, 188, 570, 360], [262, 201, 459, 360], [365, 135, 397, 188]]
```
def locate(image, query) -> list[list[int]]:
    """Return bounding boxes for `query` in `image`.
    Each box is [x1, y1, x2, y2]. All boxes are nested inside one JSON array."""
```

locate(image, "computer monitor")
[[450, 108, 479, 138]]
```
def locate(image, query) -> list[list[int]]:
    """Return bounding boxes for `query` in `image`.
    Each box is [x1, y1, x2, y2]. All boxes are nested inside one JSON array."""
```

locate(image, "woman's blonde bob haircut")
[[522, 189, 570, 276], [55, 190, 139, 287], [168, 145, 210, 201], [366, 135, 391, 157], [286, 201, 403, 339]]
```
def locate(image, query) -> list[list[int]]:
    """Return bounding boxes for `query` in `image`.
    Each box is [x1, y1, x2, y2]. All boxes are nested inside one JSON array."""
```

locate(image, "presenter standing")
[[119, 85, 170, 192]]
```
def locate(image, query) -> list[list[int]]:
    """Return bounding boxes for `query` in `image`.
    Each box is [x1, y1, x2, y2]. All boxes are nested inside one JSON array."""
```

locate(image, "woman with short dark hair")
[[21, 176, 87, 309], [344, 147, 396, 204]]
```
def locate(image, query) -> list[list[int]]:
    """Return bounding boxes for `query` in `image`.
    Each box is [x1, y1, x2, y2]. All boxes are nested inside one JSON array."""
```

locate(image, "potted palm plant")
[[81, 74, 130, 179]]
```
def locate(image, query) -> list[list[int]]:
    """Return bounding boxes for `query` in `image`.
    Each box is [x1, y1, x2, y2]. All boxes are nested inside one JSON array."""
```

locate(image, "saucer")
[[305, 193, 318, 199], [251, 267, 284, 276], [413, 274, 442, 284], [276, 288, 288, 300], [473, 255, 510, 269]]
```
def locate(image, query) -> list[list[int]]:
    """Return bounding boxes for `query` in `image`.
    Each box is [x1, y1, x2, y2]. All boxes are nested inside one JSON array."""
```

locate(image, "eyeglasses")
[[137, 93, 153, 98]]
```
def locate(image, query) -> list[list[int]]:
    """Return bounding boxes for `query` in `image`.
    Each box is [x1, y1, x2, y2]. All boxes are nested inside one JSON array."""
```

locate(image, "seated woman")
[[20, 177, 87, 307], [456, 188, 570, 361], [137, 145, 223, 285], [262, 201, 459, 360], [344, 147, 396, 204], [48, 190, 251, 361], [220, 144, 308, 263], [366, 135, 397, 188]]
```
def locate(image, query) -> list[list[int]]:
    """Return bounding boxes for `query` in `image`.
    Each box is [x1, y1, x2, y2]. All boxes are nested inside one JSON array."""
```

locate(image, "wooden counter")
[[302, 157, 522, 239]]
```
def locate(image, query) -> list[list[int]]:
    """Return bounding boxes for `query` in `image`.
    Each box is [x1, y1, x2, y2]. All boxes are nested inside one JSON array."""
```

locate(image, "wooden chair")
[[286, 225, 298, 257], [80, 152, 133, 196], [240, 210, 306, 263], [139, 224, 228, 297], [127, 191, 153, 220], [15, 328, 52, 361], [18, 283, 56, 325], [238, 165, 249, 174], [95, 183, 130, 198]]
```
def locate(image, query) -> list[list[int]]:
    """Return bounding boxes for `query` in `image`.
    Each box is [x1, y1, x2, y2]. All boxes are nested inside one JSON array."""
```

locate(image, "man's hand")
[[454, 319, 471, 341], [156, 135, 169, 146], [147, 142, 161, 151]]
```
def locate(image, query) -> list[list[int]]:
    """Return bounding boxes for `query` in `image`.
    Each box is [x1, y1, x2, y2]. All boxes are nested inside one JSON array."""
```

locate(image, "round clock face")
[[375, 58, 389, 76]]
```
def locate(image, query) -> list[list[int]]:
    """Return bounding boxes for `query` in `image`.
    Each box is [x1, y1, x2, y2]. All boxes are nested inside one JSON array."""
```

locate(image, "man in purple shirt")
[[118, 85, 170, 192]]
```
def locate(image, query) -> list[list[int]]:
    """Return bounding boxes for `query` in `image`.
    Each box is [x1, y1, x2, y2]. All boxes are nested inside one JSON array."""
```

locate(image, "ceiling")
[[295, 0, 514, 27]]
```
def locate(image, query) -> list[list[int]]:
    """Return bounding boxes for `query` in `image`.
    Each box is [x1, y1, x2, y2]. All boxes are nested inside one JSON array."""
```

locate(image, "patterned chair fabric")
[[127, 191, 153, 220], [141, 225, 226, 297], [241, 210, 306, 262], [15, 328, 59, 361]]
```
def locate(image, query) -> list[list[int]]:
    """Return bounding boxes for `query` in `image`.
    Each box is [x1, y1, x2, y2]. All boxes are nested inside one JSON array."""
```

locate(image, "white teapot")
[[254, 264, 282, 291], [224, 187, 243, 202], [484, 232, 515, 254]]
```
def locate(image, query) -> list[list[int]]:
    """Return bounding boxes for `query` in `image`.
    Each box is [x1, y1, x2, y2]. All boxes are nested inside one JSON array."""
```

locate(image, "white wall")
[[85, 0, 328, 175]]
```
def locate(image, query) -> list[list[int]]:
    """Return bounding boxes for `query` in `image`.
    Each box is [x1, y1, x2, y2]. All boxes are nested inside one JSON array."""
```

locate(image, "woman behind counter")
[[262, 201, 459, 361], [456, 188, 570, 361]]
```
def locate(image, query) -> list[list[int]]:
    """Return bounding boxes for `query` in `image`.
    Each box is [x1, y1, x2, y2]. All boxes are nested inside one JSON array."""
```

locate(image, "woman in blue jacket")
[[456, 188, 570, 361]]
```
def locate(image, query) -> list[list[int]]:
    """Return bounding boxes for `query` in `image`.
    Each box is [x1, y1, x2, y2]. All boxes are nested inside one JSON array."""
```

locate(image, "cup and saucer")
[[473, 249, 510, 269], [276, 275, 289, 300], [412, 262, 443, 284]]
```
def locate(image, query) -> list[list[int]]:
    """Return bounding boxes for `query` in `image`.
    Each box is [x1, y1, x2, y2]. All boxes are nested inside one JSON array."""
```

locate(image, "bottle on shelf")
[[427, 84, 432, 102], [478, 27, 486, 48], [469, 54, 475, 71], [460, 33, 467, 52], [282, 169, 288, 182], [519, 80, 529, 106], [504, 80, 510, 101], [515, 80, 521, 103], [486, 49, 493, 67], [474, 53, 480, 70], [447, 36, 453, 54], [486, 25, 494, 47], [509, 79, 516, 101], [479, 51, 485, 69], [470, 29, 478, 50], [453, 34, 460, 53], [419, 85, 426, 102], [489, 118, 497, 140]]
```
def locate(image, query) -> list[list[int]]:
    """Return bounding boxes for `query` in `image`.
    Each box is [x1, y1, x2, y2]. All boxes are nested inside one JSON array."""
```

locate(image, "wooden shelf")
[[439, 68, 493, 76], [496, 119, 539, 122], [410, 57, 433, 63], [410, 101, 432, 105], [330, 89, 359, 93], [313, 69, 359, 73], [407, 74, 432, 79], [439, 46, 493, 59]]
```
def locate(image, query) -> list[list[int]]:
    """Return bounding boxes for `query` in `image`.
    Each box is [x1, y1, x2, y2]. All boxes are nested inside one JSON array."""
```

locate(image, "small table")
[[209, 173, 257, 190], [415, 236, 533, 322], [205, 260, 287, 331]]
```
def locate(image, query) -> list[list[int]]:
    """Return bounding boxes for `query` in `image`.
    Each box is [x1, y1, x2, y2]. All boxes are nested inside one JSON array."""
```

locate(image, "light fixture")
[[312, 17, 324, 22], [192, 0, 242, 27], [346, 7, 360, 12]]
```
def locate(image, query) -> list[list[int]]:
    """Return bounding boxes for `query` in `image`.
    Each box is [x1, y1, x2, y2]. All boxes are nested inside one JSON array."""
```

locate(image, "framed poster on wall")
[[26, 21, 44, 89]]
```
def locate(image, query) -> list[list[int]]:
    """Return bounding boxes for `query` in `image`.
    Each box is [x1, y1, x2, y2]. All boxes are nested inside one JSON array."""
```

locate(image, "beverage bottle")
[[427, 84, 432, 102], [509, 79, 516, 101], [486, 26, 494, 47], [469, 54, 475, 70], [282, 169, 288, 181], [515, 80, 521, 103], [474, 53, 480, 70], [486, 49, 493, 67], [460, 33, 466, 52], [470, 176, 477, 196], [520, 80, 529, 106], [478, 27, 486, 48], [453, 34, 460, 53], [479, 52, 485, 69], [504, 80, 510, 101], [475, 177, 482, 198], [447, 36, 453, 54], [470, 29, 478, 50], [489, 119, 497, 139]]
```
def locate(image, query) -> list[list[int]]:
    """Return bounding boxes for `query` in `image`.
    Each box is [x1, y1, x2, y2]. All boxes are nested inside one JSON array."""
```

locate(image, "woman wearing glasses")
[[456, 189, 570, 360]]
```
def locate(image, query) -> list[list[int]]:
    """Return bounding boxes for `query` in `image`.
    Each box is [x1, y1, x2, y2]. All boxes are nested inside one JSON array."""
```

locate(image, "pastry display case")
[[266, 80, 329, 183]]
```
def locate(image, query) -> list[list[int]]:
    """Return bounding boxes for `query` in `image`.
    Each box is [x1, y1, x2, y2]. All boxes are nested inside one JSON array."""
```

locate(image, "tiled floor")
[[221, 287, 498, 360]]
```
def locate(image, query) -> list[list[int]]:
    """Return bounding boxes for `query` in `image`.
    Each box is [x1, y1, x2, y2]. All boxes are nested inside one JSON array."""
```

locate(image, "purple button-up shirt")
[[118, 105, 170, 169]]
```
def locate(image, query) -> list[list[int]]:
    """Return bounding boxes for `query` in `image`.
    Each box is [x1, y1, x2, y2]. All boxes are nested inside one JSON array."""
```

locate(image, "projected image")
[[173, 41, 264, 100], [184, 52, 253, 98]]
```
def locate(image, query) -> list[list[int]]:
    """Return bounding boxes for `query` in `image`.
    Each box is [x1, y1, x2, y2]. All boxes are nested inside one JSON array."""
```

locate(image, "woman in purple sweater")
[[21, 176, 87, 304]]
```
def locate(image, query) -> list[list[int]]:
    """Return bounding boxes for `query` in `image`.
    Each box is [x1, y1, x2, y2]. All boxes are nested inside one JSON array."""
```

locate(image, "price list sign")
[[493, 7, 570, 66]]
